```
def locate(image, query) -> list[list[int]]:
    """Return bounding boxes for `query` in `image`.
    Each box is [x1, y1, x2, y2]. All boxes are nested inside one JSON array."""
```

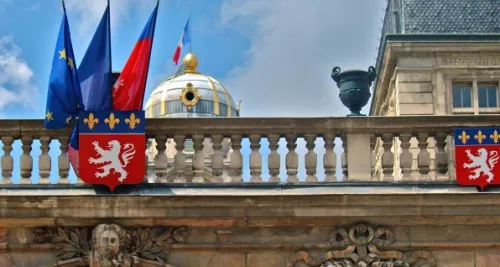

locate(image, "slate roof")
[[401, 0, 500, 33]]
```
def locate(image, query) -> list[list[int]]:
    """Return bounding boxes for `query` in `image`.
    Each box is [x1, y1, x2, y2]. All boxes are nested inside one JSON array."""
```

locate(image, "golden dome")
[[144, 52, 240, 119], [182, 53, 198, 73]]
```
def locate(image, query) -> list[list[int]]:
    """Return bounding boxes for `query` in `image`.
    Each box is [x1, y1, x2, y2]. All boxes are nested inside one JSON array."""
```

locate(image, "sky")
[[0, 0, 387, 184]]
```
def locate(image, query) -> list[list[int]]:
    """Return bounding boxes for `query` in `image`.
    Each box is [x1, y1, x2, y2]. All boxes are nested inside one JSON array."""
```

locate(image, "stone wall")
[[1, 223, 500, 266], [0, 185, 500, 266]]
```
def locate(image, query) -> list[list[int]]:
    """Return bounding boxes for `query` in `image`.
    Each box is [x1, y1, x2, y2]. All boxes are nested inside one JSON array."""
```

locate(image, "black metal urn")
[[331, 66, 376, 116]]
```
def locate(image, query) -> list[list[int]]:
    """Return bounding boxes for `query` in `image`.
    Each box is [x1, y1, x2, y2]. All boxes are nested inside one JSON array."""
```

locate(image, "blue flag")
[[69, 2, 112, 155], [78, 3, 112, 111], [44, 5, 83, 129]]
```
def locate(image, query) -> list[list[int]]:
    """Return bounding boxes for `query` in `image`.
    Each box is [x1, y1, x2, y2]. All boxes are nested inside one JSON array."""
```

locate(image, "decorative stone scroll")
[[287, 223, 436, 267], [34, 223, 188, 267]]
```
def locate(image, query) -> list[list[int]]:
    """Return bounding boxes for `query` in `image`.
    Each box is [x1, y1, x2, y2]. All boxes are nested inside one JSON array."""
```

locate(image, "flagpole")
[[107, 0, 113, 92], [62, 0, 66, 12], [189, 0, 192, 53]]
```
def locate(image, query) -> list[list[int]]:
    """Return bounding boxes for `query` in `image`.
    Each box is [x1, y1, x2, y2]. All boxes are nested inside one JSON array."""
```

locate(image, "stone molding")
[[33, 224, 188, 267], [0, 115, 499, 137], [439, 55, 500, 66], [287, 223, 436, 267]]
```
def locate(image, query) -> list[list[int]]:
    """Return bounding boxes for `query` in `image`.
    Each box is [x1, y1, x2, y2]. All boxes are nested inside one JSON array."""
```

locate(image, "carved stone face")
[[97, 229, 120, 258]]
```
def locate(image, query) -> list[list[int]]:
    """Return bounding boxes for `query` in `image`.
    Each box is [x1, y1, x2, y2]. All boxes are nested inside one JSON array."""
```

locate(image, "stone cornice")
[[2, 115, 500, 137], [1, 184, 500, 227]]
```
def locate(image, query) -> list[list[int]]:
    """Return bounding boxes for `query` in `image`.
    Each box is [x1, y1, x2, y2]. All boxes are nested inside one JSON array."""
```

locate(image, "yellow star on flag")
[[45, 111, 54, 121], [65, 116, 72, 124], [67, 57, 74, 69], [59, 48, 66, 59]]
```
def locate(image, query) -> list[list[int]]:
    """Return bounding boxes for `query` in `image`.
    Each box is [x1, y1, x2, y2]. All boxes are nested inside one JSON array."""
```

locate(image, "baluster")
[[173, 135, 186, 183], [267, 134, 280, 182], [58, 136, 70, 184], [38, 136, 52, 184], [399, 133, 413, 181], [230, 135, 243, 182], [370, 135, 376, 181], [154, 135, 168, 182], [192, 135, 205, 183], [1, 136, 14, 184], [435, 133, 449, 180], [323, 134, 337, 182], [211, 134, 224, 182], [144, 139, 151, 183], [249, 135, 262, 182], [381, 133, 394, 181], [286, 134, 298, 182], [340, 135, 348, 181], [305, 134, 317, 182], [417, 133, 431, 180], [20, 136, 33, 184]]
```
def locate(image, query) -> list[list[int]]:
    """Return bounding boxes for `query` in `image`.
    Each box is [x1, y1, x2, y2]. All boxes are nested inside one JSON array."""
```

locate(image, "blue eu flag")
[[69, 2, 112, 150], [44, 4, 83, 130]]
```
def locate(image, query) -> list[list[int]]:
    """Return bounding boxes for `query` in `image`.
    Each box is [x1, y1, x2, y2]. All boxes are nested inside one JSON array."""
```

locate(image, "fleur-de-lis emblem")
[[475, 130, 487, 144], [458, 130, 470, 145], [125, 113, 141, 130], [83, 113, 99, 130], [104, 113, 120, 129], [491, 130, 500, 144]]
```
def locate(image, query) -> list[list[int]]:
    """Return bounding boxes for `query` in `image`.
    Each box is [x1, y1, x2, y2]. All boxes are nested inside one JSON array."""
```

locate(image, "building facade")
[[0, 0, 500, 266], [372, 0, 500, 182]]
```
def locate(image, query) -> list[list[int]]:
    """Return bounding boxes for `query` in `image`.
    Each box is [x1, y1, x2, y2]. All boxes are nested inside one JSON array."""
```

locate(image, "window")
[[152, 103, 161, 117], [478, 85, 498, 108], [451, 80, 500, 115], [452, 85, 472, 108]]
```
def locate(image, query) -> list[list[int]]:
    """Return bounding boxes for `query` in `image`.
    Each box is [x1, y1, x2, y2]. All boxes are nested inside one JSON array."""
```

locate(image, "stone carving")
[[34, 224, 188, 267], [89, 224, 134, 267], [287, 223, 436, 267], [440, 55, 500, 66]]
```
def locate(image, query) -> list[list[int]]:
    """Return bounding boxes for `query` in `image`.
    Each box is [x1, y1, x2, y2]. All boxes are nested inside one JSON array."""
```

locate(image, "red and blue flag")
[[112, 1, 159, 110]]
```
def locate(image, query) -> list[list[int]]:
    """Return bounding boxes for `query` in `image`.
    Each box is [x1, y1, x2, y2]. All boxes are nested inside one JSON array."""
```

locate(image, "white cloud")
[[220, 0, 387, 117], [219, 0, 387, 181], [63, 0, 152, 38], [0, 36, 38, 110]]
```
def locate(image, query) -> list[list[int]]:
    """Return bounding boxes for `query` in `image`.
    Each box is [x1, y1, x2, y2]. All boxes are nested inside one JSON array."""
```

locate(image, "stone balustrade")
[[0, 115, 497, 185]]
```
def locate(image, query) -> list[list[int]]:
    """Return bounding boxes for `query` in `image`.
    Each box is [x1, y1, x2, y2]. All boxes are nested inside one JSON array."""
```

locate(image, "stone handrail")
[[0, 115, 497, 184]]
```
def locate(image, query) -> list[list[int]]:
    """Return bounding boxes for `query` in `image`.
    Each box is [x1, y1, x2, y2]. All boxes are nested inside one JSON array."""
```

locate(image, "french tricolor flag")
[[172, 18, 191, 65]]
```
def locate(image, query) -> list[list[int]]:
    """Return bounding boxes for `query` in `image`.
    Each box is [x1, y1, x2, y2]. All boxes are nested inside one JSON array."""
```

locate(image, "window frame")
[[452, 83, 473, 109], [450, 79, 500, 115], [477, 84, 499, 108]]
